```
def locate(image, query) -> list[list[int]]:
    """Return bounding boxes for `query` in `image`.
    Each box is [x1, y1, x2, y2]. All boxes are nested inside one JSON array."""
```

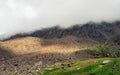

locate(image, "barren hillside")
[[0, 36, 99, 75], [0, 36, 96, 55]]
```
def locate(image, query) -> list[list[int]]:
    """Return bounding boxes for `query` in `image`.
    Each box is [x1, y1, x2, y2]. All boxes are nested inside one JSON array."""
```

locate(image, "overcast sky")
[[0, 0, 120, 39]]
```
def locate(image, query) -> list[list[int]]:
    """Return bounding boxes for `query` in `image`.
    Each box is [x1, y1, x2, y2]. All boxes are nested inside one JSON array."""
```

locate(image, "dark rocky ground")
[[0, 50, 98, 75]]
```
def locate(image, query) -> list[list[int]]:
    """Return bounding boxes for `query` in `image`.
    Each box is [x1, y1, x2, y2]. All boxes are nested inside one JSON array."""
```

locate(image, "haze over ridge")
[[0, 0, 120, 39]]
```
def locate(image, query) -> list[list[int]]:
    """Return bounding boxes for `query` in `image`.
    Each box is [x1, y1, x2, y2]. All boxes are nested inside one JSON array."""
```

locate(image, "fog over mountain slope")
[[0, 0, 120, 39], [3, 21, 120, 44], [0, 0, 120, 75]]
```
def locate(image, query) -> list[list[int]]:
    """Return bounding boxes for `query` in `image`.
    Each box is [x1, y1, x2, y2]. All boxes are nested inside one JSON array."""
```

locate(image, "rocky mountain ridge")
[[3, 21, 120, 43]]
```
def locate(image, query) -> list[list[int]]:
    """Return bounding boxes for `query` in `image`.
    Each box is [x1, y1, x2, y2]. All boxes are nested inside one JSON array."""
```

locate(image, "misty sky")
[[0, 0, 120, 38]]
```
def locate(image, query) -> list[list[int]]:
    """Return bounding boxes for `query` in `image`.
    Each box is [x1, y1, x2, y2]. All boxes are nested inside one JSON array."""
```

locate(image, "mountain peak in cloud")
[[0, 0, 120, 37]]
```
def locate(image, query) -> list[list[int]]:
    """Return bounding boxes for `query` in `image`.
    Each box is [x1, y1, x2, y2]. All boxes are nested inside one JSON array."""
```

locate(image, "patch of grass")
[[91, 44, 101, 51], [91, 42, 120, 57], [38, 58, 120, 75]]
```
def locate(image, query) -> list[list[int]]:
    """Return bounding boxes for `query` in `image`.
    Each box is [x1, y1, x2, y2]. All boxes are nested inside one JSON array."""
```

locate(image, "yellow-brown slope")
[[0, 36, 97, 55]]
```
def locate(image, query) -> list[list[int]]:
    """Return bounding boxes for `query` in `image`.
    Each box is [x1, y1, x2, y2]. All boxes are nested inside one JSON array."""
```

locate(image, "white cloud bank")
[[0, 0, 120, 38]]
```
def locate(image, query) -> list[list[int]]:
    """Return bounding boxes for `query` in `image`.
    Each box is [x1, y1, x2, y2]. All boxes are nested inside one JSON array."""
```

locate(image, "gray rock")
[[76, 67, 80, 70], [102, 60, 112, 64], [34, 61, 42, 66]]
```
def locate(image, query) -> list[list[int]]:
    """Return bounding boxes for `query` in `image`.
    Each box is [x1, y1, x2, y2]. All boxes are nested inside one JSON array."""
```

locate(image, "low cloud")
[[0, 0, 120, 39]]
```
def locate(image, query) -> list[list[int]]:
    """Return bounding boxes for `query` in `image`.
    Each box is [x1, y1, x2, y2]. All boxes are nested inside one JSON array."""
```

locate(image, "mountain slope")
[[0, 36, 97, 55], [0, 21, 119, 75], [4, 21, 120, 42], [0, 36, 98, 75]]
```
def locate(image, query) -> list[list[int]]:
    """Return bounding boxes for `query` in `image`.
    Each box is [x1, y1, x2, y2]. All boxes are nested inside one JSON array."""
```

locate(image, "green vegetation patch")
[[38, 58, 120, 75], [91, 42, 120, 57]]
